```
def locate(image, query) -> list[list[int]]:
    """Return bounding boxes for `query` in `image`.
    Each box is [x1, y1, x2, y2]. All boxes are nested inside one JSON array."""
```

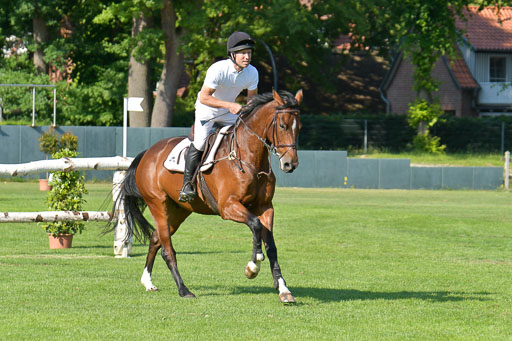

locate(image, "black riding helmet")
[[227, 31, 255, 55]]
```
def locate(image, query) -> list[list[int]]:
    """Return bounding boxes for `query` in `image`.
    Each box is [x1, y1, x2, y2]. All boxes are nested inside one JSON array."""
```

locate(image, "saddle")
[[163, 125, 232, 173]]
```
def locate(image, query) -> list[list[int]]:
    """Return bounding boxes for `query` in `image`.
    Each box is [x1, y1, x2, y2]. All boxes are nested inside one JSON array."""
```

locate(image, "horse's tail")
[[108, 150, 154, 243]]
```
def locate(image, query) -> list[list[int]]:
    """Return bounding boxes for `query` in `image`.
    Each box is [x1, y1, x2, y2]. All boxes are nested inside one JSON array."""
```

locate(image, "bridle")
[[269, 107, 300, 158], [228, 105, 300, 176]]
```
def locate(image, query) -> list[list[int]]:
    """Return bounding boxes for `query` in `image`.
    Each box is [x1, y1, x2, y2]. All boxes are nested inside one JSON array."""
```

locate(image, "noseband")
[[212, 104, 300, 177], [270, 107, 300, 158], [238, 106, 300, 160]]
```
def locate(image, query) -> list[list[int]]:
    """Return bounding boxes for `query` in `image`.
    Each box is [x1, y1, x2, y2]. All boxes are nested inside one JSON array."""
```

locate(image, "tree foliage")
[[0, 0, 507, 127]]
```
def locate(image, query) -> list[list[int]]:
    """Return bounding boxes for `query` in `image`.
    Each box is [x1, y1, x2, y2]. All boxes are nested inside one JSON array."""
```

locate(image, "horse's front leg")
[[244, 215, 265, 279], [218, 199, 265, 279], [259, 207, 295, 304]]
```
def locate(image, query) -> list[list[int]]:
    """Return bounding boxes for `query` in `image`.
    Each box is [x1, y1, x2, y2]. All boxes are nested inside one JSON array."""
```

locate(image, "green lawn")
[[1, 183, 511, 339]]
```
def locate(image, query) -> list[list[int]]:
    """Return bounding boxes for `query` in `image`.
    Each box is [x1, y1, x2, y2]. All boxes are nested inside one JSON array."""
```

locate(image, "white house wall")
[[472, 52, 512, 106], [458, 42, 475, 74]]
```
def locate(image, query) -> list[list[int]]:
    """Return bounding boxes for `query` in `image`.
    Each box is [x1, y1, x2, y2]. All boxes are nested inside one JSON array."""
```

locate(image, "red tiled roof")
[[457, 6, 512, 51], [446, 54, 478, 89]]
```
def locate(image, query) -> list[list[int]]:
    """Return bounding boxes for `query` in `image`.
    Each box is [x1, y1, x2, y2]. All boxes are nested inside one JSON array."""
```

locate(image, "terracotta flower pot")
[[39, 179, 52, 191], [48, 234, 73, 249]]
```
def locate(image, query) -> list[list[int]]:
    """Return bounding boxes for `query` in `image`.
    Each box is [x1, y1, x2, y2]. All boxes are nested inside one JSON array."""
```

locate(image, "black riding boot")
[[179, 144, 203, 202]]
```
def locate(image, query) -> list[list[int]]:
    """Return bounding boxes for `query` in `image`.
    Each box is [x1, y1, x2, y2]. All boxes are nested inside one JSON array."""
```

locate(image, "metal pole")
[[364, 119, 368, 153], [501, 121, 505, 156], [259, 40, 278, 91], [123, 98, 127, 157], [53, 88, 56, 127], [32, 87, 36, 127], [505, 151, 510, 191]]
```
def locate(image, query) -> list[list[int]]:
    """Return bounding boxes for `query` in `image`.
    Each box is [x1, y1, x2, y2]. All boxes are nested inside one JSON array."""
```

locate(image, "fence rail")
[[0, 156, 133, 176], [0, 157, 133, 257], [1, 211, 113, 223]]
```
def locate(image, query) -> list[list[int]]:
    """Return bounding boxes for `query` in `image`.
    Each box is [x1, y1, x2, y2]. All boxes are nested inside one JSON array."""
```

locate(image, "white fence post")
[[113, 171, 132, 257], [505, 151, 510, 191]]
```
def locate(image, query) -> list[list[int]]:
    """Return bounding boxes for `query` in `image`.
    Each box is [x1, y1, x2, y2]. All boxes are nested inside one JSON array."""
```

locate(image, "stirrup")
[[178, 183, 196, 202]]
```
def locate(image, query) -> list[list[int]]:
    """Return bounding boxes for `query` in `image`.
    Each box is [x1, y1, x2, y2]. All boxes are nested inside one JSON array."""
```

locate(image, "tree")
[[150, 0, 185, 127], [128, 10, 153, 127], [2, 0, 508, 128], [347, 0, 505, 100]]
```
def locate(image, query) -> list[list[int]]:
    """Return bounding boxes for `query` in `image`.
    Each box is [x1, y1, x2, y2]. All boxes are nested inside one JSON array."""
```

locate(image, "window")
[[490, 56, 506, 82]]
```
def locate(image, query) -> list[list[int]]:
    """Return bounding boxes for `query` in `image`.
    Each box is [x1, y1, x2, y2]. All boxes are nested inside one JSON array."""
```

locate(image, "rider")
[[179, 31, 259, 203]]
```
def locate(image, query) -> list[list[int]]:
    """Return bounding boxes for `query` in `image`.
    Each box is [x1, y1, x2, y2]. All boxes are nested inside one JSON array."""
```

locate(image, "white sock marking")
[[141, 267, 157, 291], [256, 253, 265, 262], [278, 278, 291, 295]]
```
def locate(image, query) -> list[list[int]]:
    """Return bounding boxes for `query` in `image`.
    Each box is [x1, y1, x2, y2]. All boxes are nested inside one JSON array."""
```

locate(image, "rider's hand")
[[229, 103, 242, 115]]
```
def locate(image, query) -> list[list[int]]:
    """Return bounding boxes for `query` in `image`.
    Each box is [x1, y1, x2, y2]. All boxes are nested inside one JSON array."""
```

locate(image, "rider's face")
[[234, 49, 252, 68]]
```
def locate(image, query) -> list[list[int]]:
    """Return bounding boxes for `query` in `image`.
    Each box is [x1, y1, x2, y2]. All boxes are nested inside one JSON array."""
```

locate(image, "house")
[[380, 6, 512, 117]]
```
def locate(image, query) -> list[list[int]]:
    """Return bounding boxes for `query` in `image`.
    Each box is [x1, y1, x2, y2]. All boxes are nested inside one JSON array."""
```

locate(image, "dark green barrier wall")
[[0, 125, 504, 189]]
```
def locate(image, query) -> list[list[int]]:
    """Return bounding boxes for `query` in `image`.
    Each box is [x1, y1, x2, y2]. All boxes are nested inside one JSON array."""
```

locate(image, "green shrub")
[[59, 131, 78, 151], [43, 149, 87, 236], [412, 134, 446, 154], [407, 99, 446, 154], [407, 99, 444, 131], [38, 127, 60, 158]]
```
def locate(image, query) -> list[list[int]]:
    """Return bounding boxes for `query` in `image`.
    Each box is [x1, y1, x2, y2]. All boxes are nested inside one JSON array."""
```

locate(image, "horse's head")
[[269, 89, 303, 173]]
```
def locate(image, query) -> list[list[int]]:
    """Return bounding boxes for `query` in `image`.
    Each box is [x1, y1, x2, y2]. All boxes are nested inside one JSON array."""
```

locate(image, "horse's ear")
[[273, 88, 285, 106], [295, 89, 303, 105]]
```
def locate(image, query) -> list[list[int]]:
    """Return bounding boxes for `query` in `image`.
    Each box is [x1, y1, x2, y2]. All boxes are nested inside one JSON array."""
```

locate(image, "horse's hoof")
[[180, 292, 196, 298], [279, 292, 296, 304], [245, 264, 259, 279], [145, 286, 158, 292]]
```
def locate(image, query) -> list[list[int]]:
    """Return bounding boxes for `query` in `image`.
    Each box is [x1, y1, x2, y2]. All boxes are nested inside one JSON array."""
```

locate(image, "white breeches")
[[192, 112, 238, 151]]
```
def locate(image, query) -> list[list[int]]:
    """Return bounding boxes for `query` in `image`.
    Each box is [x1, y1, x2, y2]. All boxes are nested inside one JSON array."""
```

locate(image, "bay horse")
[[114, 89, 303, 303]]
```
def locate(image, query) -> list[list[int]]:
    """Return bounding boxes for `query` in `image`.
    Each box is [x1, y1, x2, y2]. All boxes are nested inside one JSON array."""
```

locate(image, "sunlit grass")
[[350, 151, 504, 167], [1, 183, 511, 339]]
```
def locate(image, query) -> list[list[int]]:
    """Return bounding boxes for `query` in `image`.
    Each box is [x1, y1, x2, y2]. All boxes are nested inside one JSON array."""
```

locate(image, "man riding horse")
[[179, 31, 259, 202]]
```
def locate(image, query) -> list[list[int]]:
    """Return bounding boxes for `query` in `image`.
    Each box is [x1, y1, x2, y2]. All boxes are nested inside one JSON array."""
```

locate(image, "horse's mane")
[[239, 90, 298, 119]]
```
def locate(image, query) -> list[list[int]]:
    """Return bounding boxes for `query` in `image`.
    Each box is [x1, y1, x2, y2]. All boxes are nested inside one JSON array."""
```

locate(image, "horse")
[[114, 89, 303, 304]]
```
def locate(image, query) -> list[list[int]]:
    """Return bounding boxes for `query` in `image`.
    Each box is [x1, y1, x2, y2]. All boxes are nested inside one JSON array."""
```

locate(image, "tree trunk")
[[151, 0, 184, 127], [128, 12, 153, 127], [416, 88, 432, 135], [417, 121, 428, 135], [33, 14, 48, 74]]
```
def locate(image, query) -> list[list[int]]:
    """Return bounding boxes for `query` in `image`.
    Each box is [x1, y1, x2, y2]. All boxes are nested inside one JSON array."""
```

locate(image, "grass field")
[[349, 152, 505, 167], [1, 182, 512, 340]]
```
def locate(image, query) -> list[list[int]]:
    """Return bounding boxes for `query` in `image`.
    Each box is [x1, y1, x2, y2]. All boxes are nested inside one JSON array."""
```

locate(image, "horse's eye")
[[279, 122, 286, 130]]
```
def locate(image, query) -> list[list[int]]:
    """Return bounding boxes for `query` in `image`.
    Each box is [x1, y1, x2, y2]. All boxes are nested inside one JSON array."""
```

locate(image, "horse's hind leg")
[[141, 231, 160, 291], [146, 199, 193, 298]]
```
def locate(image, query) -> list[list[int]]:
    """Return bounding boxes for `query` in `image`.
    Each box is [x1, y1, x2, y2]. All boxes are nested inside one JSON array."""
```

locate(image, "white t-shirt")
[[195, 59, 258, 119]]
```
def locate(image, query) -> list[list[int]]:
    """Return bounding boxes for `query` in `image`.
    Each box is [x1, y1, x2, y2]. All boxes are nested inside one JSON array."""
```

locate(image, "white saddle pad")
[[163, 125, 231, 173]]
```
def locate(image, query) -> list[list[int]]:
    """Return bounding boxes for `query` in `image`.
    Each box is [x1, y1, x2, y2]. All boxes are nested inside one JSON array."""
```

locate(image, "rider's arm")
[[247, 88, 257, 102], [199, 85, 242, 114]]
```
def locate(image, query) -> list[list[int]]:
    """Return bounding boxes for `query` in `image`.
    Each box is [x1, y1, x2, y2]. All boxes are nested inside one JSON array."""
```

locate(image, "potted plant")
[[43, 141, 87, 249], [38, 127, 60, 190]]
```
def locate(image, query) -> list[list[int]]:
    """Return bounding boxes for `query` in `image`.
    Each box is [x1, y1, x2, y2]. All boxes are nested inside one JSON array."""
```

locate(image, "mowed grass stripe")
[[0, 182, 511, 339]]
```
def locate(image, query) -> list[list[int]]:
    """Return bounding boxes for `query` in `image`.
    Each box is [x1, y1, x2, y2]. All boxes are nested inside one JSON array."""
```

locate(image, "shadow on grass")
[[199, 285, 492, 303], [290, 287, 492, 303]]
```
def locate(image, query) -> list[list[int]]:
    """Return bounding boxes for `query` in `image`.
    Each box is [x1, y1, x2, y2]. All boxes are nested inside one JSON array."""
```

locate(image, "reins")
[[211, 103, 300, 177]]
